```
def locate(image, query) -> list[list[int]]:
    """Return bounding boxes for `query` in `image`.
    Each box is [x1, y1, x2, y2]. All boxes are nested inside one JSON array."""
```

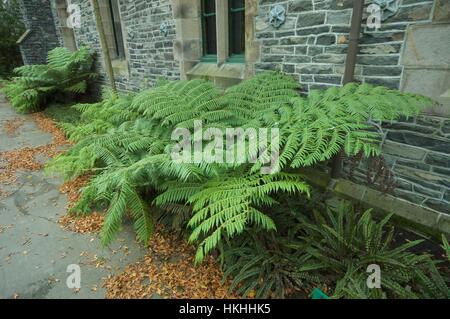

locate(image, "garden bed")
[[1, 67, 448, 299]]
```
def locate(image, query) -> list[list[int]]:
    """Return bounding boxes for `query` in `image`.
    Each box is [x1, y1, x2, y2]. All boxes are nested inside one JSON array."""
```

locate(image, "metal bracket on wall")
[[268, 5, 286, 28], [373, 0, 399, 21]]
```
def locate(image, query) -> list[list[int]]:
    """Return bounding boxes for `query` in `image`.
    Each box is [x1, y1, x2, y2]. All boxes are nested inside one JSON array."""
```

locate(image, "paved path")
[[0, 96, 145, 299]]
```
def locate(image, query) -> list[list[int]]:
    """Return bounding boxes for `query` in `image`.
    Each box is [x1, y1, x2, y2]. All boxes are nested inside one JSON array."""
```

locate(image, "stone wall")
[[18, 0, 444, 91], [66, 0, 179, 91], [255, 0, 436, 91], [47, 0, 439, 92], [18, 0, 60, 65], [343, 116, 450, 216]]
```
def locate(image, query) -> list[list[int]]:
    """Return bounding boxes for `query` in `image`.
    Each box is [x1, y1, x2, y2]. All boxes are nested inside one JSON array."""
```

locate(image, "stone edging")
[[299, 168, 450, 237]]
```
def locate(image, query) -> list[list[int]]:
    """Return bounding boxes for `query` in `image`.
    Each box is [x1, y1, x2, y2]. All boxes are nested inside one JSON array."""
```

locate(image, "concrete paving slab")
[[0, 103, 53, 152], [0, 98, 146, 299]]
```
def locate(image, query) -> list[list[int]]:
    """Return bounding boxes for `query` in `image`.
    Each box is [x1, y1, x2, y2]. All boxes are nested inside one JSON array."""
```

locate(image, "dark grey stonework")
[[18, 0, 60, 64], [53, 0, 180, 91], [18, 0, 440, 95], [343, 115, 450, 215], [255, 0, 435, 91]]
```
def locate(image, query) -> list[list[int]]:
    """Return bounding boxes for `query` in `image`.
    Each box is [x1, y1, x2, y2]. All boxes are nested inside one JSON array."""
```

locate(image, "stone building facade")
[[17, 0, 450, 231], [17, 0, 60, 64]]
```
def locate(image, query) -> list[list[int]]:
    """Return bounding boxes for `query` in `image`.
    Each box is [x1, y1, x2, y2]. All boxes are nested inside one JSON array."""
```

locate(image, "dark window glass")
[[201, 0, 217, 57], [229, 0, 245, 56], [108, 0, 125, 59]]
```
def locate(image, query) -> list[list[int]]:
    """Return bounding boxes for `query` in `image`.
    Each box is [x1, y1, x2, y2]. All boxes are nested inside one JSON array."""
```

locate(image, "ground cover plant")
[[43, 102, 82, 125], [218, 194, 450, 299], [1, 47, 96, 113], [297, 201, 449, 299]]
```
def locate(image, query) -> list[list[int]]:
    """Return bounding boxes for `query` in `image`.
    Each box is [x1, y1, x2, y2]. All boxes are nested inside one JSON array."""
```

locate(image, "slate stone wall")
[[18, 0, 60, 65], [64, 0, 179, 91], [255, 0, 435, 91], [25, 0, 437, 92], [115, 0, 179, 89], [343, 116, 450, 215]]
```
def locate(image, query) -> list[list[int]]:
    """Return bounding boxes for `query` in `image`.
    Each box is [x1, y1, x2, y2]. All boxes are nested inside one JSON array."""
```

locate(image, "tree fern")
[[1, 47, 96, 113], [156, 172, 309, 263], [47, 72, 432, 259]]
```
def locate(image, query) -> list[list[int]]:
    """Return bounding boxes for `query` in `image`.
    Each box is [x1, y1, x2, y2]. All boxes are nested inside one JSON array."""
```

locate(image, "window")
[[108, 0, 125, 59], [173, 0, 258, 85], [201, 0, 246, 63], [201, 0, 217, 62], [228, 0, 245, 62], [98, 0, 126, 60]]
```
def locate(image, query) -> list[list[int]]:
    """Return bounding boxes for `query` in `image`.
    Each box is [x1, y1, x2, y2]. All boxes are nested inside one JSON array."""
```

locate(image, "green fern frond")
[[45, 72, 433, 266], [1, 46, 95, 113]]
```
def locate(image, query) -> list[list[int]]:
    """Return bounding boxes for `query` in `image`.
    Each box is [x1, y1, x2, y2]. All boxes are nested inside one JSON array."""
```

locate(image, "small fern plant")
[[296, 201, 445, 299], [218, 205, 320, 299], [1, 46, 96, 113]]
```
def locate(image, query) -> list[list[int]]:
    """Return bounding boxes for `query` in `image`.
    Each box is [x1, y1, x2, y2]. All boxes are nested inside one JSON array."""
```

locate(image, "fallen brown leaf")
[[103, 226, 239, 299]]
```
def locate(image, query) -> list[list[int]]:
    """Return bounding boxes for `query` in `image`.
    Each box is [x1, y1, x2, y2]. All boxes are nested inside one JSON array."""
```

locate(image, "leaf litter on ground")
[[0, 109, 238, 299]]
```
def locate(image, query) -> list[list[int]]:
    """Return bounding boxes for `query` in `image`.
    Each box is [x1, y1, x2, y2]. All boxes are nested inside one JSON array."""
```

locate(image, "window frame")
[[173, 0, 259, 84], [107, 0, 126, 60], [228, 0, 245, 63], [200, 0, 245, 64], [201, 0, 218, 63]]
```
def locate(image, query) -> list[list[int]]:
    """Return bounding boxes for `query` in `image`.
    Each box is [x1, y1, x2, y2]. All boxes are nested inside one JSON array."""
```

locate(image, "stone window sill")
[[186, 62, 245, 81]]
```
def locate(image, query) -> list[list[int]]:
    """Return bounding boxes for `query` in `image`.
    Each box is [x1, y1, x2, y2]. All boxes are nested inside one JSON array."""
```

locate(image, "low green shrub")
[[43, 103, 82, 125], [1, 47, 96, 113], [218, 204, 318, 299]]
